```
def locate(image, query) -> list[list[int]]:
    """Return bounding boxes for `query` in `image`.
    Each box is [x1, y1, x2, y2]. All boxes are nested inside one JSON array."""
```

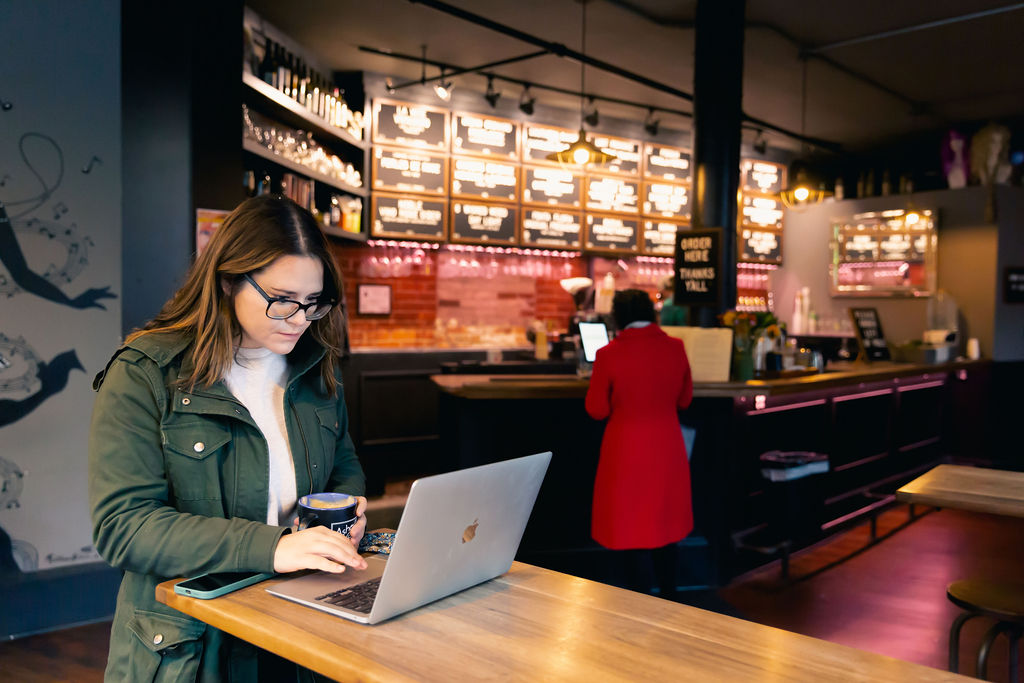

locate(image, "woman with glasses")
[[89, 195, 366, 682]]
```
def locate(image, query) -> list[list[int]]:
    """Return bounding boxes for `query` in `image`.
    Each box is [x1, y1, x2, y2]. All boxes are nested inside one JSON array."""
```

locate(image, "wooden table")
[[896, 464, 1024, 517], [156, 562, 972, 682]]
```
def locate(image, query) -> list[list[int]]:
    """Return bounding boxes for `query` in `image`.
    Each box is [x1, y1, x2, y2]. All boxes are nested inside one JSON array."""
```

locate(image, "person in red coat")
[[585, 289, 694, 594]]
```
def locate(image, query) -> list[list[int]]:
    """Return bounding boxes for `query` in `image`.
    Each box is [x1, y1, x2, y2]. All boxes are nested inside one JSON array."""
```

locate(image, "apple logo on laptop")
[[461, 519, 479, 544]]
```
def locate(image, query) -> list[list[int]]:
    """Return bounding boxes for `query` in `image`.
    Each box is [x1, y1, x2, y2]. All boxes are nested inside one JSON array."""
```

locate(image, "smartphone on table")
[[173, 571, 275, 599]]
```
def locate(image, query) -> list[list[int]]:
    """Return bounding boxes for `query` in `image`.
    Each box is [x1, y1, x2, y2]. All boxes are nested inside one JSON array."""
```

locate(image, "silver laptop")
[[267, 451, 551, 624]]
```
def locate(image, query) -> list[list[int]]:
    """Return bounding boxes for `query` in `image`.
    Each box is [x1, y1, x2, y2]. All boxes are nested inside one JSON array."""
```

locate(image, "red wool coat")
[[584, 324, 694, 549]]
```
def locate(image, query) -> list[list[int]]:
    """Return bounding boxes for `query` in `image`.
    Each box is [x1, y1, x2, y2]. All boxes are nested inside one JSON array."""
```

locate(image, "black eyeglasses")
[[243, 273, 335, 321]]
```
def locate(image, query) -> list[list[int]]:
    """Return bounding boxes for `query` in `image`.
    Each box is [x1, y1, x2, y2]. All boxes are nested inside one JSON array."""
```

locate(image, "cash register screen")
[[578, 322, 610, 362]]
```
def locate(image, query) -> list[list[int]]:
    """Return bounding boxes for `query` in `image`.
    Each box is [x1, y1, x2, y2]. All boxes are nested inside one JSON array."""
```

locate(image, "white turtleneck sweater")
[[223, 346, 297, 526]]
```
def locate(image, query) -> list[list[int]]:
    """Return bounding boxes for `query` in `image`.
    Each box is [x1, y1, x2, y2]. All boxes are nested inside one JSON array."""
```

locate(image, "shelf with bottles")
[[245, 168, 366, 244]]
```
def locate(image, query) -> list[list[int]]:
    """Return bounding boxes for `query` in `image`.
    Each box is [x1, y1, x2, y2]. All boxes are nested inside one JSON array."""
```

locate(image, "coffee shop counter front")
[[430, 360, 990, 586]]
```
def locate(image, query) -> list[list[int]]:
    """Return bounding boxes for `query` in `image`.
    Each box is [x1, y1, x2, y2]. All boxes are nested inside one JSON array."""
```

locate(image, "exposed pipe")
[[386, 50, 550, 90]]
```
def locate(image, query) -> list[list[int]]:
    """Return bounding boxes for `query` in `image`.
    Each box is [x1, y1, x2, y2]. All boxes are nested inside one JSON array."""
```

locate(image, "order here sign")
[[673, 227, 720, 305]]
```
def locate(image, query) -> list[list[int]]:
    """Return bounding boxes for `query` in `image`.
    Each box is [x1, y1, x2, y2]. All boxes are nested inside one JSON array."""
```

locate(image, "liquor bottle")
[[834, 176, 844, 200], [310, 71, 321, 116], [276, 45, 290, 97], [881, 170, 892, 196], [243, 169, 256, 197], [296, 59, 307, 104], [260, 40, 277, 88], [291, 58, 302, 101]]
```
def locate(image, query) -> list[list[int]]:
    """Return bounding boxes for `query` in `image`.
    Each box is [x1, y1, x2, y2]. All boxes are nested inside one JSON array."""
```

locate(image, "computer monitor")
[[578, 321, 610, 363]]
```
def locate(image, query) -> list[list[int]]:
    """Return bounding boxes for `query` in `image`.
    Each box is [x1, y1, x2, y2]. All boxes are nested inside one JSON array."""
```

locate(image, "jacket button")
[[181, 397, 191, 406], [312, 463, 318, 469], [153, 633, 164, 645], [193, 442, 205, 453]]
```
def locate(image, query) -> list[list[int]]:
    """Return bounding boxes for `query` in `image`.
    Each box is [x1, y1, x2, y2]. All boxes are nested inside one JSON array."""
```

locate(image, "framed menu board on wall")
[[738, 193, 783, 229], [590, 134, 642, 176], [642, 181, 690, 219], [521, 166, 582, 208], [371, 193, 447, 240], [738, 227, 783, 264], [372, 147, 447, 195], [450, 201, 518, 245], [450, 157, 519, 202], [586, 175, 640, 214], [644, 144, 691, 183], [585, 213, 639, 253], [451, 112, 519, 159], [740, 159, 786, 194], [521, 124, 578, 165], [521, 208, 582, 249], [643, 219, 687, 256], [372, 99, 449, 150]]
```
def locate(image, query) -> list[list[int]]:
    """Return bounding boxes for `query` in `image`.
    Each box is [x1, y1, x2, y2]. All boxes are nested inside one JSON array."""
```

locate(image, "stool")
[[947, 579, 1024, 680]]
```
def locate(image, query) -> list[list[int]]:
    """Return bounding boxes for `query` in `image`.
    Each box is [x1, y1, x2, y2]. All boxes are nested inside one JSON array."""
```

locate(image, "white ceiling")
[[247, 0, 1024, 153]]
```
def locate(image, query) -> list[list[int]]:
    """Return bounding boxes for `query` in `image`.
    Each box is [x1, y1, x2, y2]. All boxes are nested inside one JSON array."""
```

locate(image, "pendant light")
[[780, 59, 828, 209], [547, 0, 615, 167]]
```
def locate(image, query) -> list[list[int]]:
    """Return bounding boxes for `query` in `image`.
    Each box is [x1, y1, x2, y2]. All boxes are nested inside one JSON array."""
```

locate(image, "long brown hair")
[[128, 195, 345, 395]]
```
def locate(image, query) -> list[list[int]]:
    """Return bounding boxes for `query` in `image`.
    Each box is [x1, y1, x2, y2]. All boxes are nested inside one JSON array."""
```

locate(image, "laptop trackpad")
[[272, 555, 386, 600]]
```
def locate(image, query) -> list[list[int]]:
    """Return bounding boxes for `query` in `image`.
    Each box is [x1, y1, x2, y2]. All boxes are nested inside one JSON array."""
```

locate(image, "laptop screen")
[[578, 322, 610, 362]]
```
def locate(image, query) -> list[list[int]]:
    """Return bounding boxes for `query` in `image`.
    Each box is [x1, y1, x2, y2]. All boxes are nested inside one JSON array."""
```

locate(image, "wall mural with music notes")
[[0, 0, 122, 575]]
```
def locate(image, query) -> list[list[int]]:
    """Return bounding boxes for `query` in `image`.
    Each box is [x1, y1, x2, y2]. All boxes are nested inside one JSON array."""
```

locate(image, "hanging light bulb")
[[484, 76, 500, 108], [780, 169, 827, 208], [434, 67, 452, 101]]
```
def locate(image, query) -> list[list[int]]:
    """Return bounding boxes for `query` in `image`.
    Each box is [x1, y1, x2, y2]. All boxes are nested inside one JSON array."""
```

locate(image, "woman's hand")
[[273, 526, 368, 574], [347, 496, 368, 548]]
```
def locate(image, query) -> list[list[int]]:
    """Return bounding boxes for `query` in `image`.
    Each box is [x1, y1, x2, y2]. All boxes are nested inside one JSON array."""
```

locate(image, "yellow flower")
[[722, 310, 736, 327]]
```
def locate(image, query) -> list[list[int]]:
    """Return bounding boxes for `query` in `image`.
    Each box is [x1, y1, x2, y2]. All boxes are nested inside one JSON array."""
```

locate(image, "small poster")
[[673, 228, 720, 305]]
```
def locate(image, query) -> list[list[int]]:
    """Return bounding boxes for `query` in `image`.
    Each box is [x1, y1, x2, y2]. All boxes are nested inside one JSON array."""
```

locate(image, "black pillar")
[[690, 0, 745, 324]]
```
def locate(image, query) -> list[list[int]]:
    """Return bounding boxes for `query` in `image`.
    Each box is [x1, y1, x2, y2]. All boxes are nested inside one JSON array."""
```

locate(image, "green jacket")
[[88, 331, 365, 682]]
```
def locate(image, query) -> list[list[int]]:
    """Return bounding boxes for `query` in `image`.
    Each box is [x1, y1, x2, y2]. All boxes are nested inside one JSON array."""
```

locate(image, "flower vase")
[[732, 344, 754, 382]]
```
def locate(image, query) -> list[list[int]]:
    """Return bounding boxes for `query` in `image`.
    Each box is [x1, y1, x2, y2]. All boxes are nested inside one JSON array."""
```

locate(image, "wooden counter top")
[[431, 360, 987, 400]]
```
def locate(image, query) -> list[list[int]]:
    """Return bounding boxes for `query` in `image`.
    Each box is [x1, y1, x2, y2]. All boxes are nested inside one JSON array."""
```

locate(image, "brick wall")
[[331, 242, 592, 350]]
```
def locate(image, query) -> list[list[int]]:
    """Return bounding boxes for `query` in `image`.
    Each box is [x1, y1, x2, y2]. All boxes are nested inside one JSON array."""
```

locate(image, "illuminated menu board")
[[644, 144, 691, 182], [739, 193, 783, 229], [451, 201, 518, 245], [522, 166, 582, 208], [740, 159, 786, 194], [590, 134, 641, 176], [739, 227, 782, 264], [372, 147, 447, 195], [586, 214, 639, 253], [643, 219, 686, 256], [643, 182, 690, 219], [373, 100, 449, 150], [450, 157, 518, 202], [521, 209, 582, 249], [521, 124, 578, 165], [843, 232, 880, 261], [371, 193, 446, 240], [451, 113, 519, 159], [878, 231, 914, 261], [586, 176, 640, 214]]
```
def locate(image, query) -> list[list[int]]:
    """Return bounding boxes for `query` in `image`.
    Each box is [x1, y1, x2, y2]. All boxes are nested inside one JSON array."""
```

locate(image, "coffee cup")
[[297, 492, 359, 537]]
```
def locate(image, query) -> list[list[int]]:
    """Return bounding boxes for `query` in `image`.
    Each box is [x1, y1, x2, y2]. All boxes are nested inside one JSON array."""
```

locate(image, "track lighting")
[[518, 85, 535, 116], [643, 108, 659, 137], [753, 129, 767, 155], [484, 76, 500, 108], [434, 67, 452, 101], [583, 97, 599, 127]]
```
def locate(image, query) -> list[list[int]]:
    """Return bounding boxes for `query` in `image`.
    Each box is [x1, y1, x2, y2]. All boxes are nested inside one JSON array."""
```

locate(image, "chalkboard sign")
[[450, 157, 519, 201], [521, 209, 582, 249], [642, 181, 690, 219], [590, 134, 642, 176], [451, 201, 518, 245], [522, 166, 582, 207], [586, 176, 640, 214], [673, 228, 720, 305], [740, 159, 786, 194], [1005, 267, 1024, 304], [739, 227, 782, 264], [521, 124, 578, 165], [372, 99, 449, 150], [451, 113, 519, 159], [372, 147, 447, 195], [849, 307, 891, 361], [739, 193, 783, 229], [643, 219, 686, 256], [585, 213, 639, 253], [643, 144, 691, 182], [371, 193, 447, 240]]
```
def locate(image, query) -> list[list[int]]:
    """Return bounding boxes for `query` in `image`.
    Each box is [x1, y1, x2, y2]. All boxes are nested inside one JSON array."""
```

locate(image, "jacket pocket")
[[162, 420, 232, 501], [127, 609, 206, 683]]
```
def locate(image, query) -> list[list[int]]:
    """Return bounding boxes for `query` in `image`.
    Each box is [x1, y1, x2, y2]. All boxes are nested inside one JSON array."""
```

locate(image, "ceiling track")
[[406, 0, 840, 151]]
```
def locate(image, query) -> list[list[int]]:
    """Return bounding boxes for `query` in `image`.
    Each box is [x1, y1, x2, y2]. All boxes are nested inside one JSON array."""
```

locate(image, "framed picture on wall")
[[357, 284, 392, 316]]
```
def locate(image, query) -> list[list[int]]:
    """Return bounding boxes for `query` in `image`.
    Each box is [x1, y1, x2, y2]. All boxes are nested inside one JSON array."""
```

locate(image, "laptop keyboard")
[[315, 577, 382, 614]]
